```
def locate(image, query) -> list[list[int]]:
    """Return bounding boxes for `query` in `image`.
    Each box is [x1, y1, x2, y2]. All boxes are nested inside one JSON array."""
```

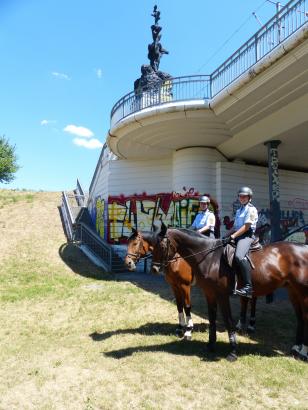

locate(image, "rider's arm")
[[231, 223, 251, 240], [198, 225, 210, 234], [198, 213, 215, 234]]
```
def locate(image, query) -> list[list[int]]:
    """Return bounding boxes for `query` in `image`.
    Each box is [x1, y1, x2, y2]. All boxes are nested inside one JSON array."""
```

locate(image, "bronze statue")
[[148, 5, 169, 71]]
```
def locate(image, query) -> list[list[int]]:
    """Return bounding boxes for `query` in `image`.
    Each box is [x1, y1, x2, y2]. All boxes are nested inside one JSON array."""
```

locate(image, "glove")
[[222, 235, 232, 246]]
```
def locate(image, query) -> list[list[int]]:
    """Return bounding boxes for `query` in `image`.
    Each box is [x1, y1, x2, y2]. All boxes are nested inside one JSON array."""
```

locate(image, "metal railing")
[[111, 75, 210, 127], [110, 0, 308, 126], [211, 0, 308, 95], [74, 178, 88, 207], [75, 222, 112, 270], [61, 191, 75, 241]]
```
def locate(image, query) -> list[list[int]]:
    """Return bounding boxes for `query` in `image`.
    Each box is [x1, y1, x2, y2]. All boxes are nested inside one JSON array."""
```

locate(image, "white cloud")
[[73, 138, 104, 149], [52, 71, 71, 80], [95, 68, 103, 79], [41, 119, 56, 126], [63, 124, 94, 138]]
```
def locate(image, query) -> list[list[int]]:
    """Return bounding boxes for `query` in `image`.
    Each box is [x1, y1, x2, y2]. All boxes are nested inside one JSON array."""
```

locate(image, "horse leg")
[[171, 284, 186, 338], [205, 293, 217, 352], [236, 297, 249, 333], [182, 284, 193, 341], [219, 295, 238, 362], [294, 289, 308, 362], [247, 296, 257, 333], [288, 289, 304, 357]]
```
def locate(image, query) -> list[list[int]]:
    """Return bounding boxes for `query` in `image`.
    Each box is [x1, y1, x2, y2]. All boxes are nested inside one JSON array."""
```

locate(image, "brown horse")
[[125, 228, 258, 340], [151, 224, 308, 362]]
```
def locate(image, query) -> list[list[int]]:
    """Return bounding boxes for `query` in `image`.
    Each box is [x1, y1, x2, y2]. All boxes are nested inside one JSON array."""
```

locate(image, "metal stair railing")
[[61, 191, 75, 241], [74, 222, 112, 271], [75, 178, 88, 207]]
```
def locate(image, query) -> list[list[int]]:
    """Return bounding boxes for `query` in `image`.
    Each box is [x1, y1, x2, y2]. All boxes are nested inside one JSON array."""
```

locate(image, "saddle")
[[223, 237, 262, 270]]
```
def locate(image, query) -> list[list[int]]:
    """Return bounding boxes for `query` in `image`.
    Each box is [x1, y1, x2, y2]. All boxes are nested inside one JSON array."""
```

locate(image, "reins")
[[157, 236, 224, 268], [126, 252, 152, 261]]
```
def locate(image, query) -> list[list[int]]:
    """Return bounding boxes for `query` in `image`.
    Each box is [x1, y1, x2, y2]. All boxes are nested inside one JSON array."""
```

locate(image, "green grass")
[[0, 189, 35, 208]]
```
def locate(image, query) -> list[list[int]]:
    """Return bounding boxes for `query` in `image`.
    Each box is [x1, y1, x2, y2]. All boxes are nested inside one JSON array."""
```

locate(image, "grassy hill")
[[0, 190, 307, 409]]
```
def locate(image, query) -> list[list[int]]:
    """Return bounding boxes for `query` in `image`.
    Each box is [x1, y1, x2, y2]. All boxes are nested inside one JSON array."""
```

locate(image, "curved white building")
[[85, 0, 308, 250]]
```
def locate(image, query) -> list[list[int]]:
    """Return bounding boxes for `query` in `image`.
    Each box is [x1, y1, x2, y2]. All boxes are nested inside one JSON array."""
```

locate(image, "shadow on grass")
[[59, 242, 296, 360], [90, 316, 294, 361], [100, 337, 286, 362], [90, 321, 208, 341], [58, 242, 115, 281]]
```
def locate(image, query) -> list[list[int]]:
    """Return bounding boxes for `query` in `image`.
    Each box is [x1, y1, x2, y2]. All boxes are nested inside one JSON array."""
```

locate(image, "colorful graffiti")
[[90, 190, 307, 245], [222, 201, 306, 245], [91, 189, 220, 244]]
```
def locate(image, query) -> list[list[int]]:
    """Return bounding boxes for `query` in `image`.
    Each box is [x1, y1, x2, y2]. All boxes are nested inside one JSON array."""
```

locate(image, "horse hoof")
[[175, 330, 184, 338], [226, 352, 238, 362], [184, 334, 192, 341]]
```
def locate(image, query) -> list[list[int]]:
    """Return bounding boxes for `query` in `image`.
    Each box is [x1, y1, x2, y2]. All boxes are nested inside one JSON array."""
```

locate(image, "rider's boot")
[[234, 258, 253, 299]]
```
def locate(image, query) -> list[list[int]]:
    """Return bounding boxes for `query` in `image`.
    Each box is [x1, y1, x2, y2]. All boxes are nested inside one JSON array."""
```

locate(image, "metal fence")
[[110, 0, 308, 127], [61, 191, 75, 241], [74, 222, 112, 270], [111, 75, 210, 128], [211, 0, 308, 95]]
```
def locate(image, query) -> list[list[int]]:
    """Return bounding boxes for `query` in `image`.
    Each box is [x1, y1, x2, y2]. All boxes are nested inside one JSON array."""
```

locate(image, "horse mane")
[[169, 227, 216, 241], [172, 227, 204, 238]]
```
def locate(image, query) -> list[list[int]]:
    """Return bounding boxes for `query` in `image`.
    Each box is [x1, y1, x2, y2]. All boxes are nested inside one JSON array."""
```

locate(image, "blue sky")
[[0, 0, 277, 191]]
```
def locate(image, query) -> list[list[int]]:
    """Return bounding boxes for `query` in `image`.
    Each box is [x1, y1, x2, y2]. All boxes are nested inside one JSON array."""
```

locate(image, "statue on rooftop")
[[134, 5, 172, 99], [148, 5, 169, 72]]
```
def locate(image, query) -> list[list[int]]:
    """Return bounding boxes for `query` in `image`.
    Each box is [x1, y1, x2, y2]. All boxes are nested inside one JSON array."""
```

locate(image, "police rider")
[[223, 187, 258, 298], [190, 196, 216, 238]]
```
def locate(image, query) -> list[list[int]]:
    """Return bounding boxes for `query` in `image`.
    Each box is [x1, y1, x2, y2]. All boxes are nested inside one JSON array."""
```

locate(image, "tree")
[[0, 135, 19, 184]]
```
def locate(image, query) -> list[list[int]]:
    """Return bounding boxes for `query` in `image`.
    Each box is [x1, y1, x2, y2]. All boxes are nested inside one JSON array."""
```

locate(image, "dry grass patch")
[[0, 190, 307, 409]]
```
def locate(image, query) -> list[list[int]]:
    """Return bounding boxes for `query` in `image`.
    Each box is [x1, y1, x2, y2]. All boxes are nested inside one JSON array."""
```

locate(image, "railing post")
[[255, 34, 258, 64]]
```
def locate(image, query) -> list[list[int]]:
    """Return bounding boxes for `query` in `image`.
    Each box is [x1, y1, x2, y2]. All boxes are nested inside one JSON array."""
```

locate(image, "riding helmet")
[[238, 186, 253, 197], [199, 195, 210, 203]]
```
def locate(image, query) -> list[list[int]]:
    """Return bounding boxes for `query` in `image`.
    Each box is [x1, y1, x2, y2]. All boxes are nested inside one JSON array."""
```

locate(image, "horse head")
[[151, 222, 177, 273], [125, 227, 155, 271]]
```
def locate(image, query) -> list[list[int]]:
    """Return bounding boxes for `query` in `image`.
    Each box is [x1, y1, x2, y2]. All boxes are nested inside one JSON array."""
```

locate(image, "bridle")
[[153, 233, 224, 269], [126, 235, 152, 264]]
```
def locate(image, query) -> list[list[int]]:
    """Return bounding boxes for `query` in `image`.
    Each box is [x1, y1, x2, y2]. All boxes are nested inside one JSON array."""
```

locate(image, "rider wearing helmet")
[[223, 186, 258, 298], [190, 195, 216, 238]]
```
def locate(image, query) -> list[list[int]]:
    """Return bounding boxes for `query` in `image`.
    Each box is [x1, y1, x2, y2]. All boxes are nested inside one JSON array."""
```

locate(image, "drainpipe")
[[265, 140, 282, 243]]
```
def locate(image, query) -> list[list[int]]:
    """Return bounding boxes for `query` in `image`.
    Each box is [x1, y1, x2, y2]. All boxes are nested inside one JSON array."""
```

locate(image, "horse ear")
[[159, 222, 167, 237], [132, 227, 138, 235], [152, 224, 159, 233]]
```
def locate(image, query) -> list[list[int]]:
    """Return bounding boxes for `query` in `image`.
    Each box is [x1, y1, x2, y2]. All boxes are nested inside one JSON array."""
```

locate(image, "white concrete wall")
[[173, 147, 226, 195], [108, 157, 172, 196]]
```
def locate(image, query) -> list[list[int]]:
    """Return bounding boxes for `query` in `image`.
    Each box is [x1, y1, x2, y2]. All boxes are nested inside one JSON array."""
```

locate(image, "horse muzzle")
[[151, 262, 162, 274], [124, 256, 136, 271]]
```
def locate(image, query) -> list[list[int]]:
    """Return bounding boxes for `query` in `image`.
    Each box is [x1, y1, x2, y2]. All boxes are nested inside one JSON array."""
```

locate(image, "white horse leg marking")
[[184, 316, 194, 340]]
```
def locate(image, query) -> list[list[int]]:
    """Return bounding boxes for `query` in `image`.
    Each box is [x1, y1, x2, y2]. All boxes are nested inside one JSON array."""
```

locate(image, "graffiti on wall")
[[92, 188, 220, 244], [222, 198, 306, 244]]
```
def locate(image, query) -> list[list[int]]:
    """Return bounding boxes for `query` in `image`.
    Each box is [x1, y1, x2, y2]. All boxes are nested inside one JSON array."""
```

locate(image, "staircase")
[[60, 180, 139, 273]]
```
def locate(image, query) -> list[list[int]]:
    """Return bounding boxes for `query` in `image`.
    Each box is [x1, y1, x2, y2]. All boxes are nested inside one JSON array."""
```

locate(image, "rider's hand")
[[222, 235, 232, 246]]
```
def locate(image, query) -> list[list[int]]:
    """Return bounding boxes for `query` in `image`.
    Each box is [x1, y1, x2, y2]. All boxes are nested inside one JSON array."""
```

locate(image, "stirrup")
[[234, 286, 253, 299]]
